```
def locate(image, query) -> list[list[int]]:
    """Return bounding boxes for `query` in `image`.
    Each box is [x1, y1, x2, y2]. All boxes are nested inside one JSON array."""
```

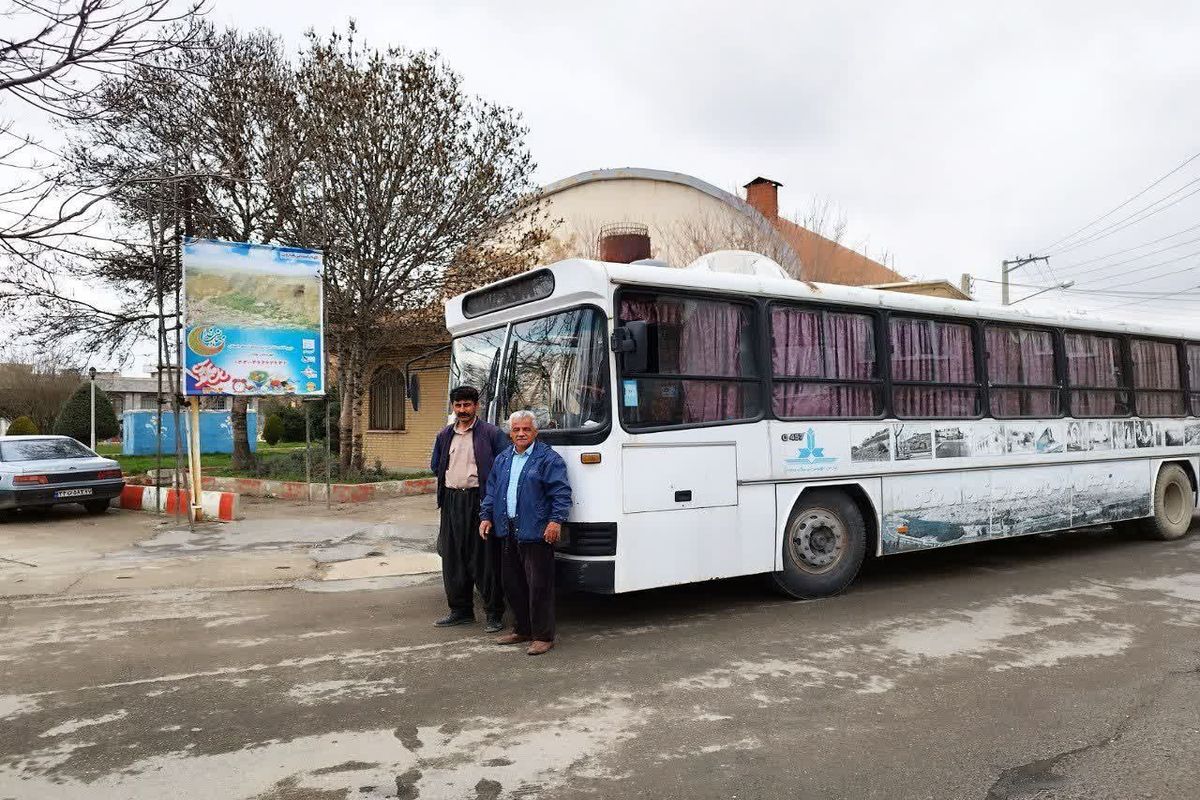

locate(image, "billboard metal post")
[[304, 403, 312, 504], [324, 400, 331, 509], [187, 397, 204, 521]]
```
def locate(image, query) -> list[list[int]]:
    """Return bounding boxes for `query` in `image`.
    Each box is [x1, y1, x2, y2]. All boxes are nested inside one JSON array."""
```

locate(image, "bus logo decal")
[[784, 428, 837, 471]]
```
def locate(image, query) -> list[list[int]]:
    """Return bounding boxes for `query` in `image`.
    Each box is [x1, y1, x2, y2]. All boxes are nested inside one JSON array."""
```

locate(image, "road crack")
[[985, 664, 1196, 799]]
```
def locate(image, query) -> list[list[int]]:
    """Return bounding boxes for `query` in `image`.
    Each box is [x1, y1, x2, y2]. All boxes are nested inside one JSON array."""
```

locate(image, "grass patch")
[[97, 441, 430, 484]]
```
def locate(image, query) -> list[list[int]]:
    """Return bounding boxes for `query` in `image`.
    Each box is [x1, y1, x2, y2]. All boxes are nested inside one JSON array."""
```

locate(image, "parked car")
[[0, 435, 125, 515]]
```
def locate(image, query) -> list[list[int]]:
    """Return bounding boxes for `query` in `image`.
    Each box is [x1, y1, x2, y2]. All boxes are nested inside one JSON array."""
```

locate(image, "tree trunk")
[[231, 396, 256, 471], [350, 364, 366, 472], [338, 350, 355, 471]]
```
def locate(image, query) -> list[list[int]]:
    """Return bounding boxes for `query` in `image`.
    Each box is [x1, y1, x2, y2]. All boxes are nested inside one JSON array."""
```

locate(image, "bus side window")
[[889, 316, 981, 419], [617, 292, 761, 429], [984, 325, 1060, 418], [1130, 338, 1184, 417], [770, 305, 882, 419], [1187, 343, 1200, 416], [1064, 332, 1130, 418]]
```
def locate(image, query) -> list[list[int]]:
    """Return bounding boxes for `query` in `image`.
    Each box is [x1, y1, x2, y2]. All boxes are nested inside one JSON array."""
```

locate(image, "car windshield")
[[0, 438, 94, 462], [451, 307, 610, 433]]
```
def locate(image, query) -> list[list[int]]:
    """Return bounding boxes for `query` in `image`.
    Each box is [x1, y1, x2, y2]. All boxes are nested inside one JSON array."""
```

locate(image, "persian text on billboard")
[[182, 238, 324, 396]]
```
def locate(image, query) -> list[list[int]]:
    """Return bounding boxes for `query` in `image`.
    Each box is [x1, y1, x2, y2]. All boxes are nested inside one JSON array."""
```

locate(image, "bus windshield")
[[451, 307, 609, 433]]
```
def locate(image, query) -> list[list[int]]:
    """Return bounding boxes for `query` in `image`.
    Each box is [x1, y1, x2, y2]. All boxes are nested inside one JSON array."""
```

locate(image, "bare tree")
[[0, 0, 207, 255], [8, 24, 306, 469], [293, 25, 544, 470], [663, 208, 801, 274], [0, 349, 84, 433]]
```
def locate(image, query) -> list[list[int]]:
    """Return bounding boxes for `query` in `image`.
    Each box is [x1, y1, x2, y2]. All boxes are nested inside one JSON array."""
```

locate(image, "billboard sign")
[[182, 238, 325, 396]]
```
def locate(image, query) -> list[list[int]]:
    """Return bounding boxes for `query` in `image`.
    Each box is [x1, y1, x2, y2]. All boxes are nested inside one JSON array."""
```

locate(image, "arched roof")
[[540, 167, 769, 223]]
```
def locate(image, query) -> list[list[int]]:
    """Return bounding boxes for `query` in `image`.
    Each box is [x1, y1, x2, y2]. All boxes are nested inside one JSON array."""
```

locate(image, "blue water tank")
[[121, 410, 258, 455]]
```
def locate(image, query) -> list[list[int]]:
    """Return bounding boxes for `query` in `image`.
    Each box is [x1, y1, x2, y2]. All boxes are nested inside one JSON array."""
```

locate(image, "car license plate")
[[55, 488, 94, 499]]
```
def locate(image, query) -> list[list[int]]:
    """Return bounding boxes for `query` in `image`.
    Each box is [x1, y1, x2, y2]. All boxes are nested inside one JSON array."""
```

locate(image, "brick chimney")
[[743, 176, 782, 219]]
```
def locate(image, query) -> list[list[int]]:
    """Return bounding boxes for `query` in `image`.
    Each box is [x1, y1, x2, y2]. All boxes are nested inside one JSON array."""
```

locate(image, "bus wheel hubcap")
[[790, 510, 845, 572], [1164, 482, 1186, 525]]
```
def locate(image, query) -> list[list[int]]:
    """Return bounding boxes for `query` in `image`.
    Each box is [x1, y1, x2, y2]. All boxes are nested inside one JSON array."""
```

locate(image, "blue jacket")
[[430, 418, 508, 508], [480, 441, 573, 542]]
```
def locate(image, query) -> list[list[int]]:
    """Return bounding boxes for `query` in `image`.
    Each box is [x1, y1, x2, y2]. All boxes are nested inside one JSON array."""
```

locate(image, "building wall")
[[360, 359, 452, 472], [542, 177, 757, 266]]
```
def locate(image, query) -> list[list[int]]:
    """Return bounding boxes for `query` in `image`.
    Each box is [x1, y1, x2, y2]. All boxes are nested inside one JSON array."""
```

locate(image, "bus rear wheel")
[[1120, 464, 1195, 541], [769, 489, 867, 599]]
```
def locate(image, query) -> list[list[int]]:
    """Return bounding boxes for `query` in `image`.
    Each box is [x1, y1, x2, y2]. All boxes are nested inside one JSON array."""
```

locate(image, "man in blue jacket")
[[430, 386, 509, 631], [480, 409, 572, 655]]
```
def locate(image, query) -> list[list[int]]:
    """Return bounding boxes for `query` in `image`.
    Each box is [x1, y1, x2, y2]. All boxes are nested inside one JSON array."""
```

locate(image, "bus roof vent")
[[684, 250, 789, 280], [630, 258, 672, 268]]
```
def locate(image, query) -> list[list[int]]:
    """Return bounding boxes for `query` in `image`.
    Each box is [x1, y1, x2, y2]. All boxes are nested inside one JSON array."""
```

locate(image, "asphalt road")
[[2, 518, 1200, 799]]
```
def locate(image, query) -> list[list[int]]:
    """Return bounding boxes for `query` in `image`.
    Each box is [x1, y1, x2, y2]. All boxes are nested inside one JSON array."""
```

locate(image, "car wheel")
[[769, 489, 867, 599], [83, 499, 111, 515]]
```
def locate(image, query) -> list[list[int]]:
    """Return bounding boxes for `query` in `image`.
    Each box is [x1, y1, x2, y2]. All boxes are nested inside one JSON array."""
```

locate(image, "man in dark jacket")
[[430, 385, 509, 631], [480, 409, 572, 655]]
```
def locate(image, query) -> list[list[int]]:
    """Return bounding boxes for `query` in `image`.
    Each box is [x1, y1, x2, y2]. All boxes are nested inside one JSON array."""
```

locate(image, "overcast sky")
[[7, 0, 1200, 372], [201, 0, 1200, 318]]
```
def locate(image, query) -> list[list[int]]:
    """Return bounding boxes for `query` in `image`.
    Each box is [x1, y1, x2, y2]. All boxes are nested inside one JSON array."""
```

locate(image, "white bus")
[[444, 251, 1199, 598]]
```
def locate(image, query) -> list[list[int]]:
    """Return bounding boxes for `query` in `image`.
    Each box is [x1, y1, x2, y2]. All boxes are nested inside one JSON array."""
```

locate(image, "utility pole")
[[88, 367, 97, 450], [1001, 254, 1050, 305]]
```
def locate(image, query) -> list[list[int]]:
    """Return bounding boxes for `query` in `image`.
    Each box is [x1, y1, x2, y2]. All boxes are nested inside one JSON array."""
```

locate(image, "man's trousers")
[[438, 487, 504, 617], [500, 533, 556, 641]]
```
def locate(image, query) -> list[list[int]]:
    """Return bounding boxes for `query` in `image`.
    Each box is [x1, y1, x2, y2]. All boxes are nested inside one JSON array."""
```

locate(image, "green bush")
[[52, 384, 120, 444], [276, 405, 308, 442], [262, 413, 285, 445], [7, 415, 39, 435]]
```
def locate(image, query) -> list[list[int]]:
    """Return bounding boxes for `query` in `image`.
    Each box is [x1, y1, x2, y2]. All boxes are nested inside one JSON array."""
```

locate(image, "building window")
[[984, 325, 1060, 418], [889, 317, 981, 418], [770, 305, 881, 418], [1064, 332, 1129, 417], [1130, 339, 1183, 417], [618, 292, 761, 428], [368, 367, 406, 430]]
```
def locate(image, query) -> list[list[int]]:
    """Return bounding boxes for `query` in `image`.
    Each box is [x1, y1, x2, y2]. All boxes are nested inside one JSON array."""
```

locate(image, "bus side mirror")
[[407, 372, 420, 411], [610, 321, 649, 374]]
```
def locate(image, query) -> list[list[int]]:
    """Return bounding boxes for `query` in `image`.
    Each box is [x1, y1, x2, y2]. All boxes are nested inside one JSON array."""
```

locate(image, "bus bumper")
[[555, 556, 615, 594]]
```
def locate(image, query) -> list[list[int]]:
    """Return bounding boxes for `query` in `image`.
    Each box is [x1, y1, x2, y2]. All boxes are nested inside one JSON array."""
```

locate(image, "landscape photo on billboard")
[[182, 238, 325, 396]]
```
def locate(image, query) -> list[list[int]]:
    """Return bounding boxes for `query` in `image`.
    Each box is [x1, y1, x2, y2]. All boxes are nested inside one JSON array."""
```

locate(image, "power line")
[[1053, 221, 1200, 273], [1039, 147, 1200, 253], [974, 275, 1200, 298], [1093, 281, 1200, 311], [1046, 176, 1200, 257], [1058, 245, 1200, 285]]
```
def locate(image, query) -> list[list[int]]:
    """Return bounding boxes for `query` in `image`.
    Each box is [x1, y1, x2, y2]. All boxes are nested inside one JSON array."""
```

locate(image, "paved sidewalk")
[[0, 494, 441, 598]]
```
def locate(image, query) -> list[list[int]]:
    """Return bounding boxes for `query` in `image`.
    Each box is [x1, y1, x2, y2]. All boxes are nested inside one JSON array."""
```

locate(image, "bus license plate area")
[[55, 488, 94, 499]]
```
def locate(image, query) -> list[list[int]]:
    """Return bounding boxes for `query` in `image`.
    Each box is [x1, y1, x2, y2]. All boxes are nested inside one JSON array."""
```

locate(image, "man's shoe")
[[526, 640, 554, 656], [483, 616, 504, 634], [433, 612, 475, 627], [495, 632, 531, 645]]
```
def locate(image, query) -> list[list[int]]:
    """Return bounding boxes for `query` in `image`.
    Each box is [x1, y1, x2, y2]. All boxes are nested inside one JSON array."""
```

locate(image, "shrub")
[[276, 405, 308, 442], [52, 384, 120, 444], [7, 415, 39, 435], [262, 413, 285, 445]]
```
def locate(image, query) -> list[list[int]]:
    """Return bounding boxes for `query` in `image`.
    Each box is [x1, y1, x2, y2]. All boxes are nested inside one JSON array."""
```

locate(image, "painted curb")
[[117, 485, 241, 521], [198, 476, 436, 504]]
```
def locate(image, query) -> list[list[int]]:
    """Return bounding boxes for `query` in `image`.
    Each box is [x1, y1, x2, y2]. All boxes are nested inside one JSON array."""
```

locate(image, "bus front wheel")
[[1120, 464, 1195, 541], [769, 489, 867, 599]]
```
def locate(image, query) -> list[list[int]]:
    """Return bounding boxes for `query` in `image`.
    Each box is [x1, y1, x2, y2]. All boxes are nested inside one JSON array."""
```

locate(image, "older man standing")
[[480, 410, 572, 655], [430, 386, 508, 632]]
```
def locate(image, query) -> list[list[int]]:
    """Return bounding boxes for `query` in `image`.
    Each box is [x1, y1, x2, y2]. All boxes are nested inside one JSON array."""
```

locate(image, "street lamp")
[[88, 367, 97, 450], [1011, 280, 1075, 305]]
